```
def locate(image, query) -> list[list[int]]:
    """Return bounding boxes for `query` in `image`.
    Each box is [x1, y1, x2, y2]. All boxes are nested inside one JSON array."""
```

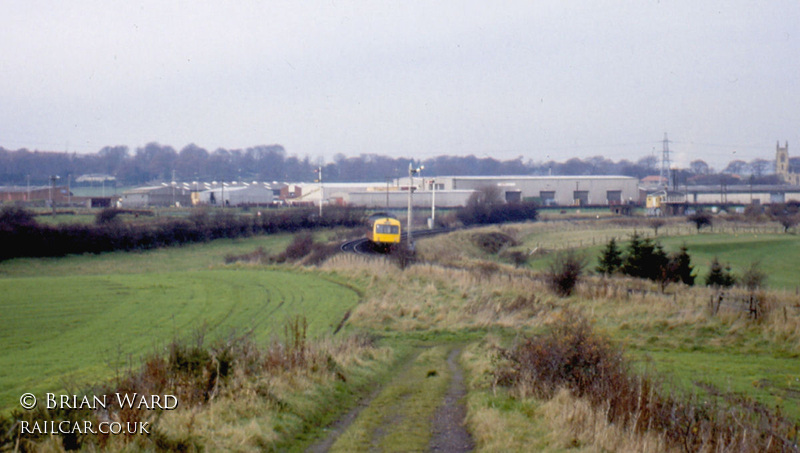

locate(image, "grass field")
[[494, 221, 800, 289], [0, 233, 359, 412], [4, 216, 800, 451]]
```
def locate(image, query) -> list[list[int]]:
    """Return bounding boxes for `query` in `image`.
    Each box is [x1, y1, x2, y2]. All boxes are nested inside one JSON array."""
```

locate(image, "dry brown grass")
[[322, 251, 800, 351], [8, 326, 390, 453], [323, 254, 560, 331], [539, 389, 676, 453], [461, 336, 677, 453]]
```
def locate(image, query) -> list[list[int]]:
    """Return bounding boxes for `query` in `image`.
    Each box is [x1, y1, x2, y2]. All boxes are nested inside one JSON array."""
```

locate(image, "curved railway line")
[[340, 227, 454, 255]]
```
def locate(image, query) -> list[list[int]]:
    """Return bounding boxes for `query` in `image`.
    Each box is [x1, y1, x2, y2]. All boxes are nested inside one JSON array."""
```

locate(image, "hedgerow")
[[0, 206, 364, 262]]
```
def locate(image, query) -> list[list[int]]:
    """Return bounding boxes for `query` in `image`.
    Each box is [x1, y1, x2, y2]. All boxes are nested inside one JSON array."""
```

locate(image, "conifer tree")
[[671, 244, 695, 286], [705, 257, 736, 288], [596, 237, 623, 275]]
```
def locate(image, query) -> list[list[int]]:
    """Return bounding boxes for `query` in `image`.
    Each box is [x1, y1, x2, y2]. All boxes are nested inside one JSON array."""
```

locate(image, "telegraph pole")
[[430, 179, 436, 229], [660, 133, 672, 190], [407, 164, 413, 246], [407, 163, 423, 245], [49, 175, 59, 215], [315, 166, 323, 217]]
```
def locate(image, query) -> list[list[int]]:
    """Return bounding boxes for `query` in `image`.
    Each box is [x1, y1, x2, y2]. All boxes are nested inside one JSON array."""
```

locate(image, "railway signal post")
[[407, 163, 423, 246]]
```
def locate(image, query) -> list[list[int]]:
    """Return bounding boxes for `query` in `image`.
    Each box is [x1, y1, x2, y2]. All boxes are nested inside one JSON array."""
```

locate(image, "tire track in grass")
[[310, 344, 473, 453], [429, 347, 474, 452]]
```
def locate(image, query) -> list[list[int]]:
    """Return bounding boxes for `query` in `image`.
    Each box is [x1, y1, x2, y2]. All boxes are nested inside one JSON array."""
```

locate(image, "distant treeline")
[[0, 142, 786, 186], [0, 206, 364, 262]]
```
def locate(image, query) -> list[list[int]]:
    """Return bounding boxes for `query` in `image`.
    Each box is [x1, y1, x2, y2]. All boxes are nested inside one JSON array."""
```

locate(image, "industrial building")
[[196, 185, 274, 206], [120, 185, 192, 208], [0, 185, 70, 203], [679, 185, 800, 205], [398, 175, 640, 207], [287, 176, 639, 209]]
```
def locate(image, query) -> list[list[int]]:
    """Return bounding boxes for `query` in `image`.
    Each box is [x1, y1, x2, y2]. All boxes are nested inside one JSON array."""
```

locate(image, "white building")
[[398, 175, 640, 206]]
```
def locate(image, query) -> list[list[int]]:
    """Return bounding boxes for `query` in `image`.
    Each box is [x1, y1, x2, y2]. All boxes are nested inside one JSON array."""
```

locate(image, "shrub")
[[649, 218, 666, 236], [493, 312, 799, 453], [546, 250, 587, 297], [495, 311, 629, 401], [0, 206, 37, 227], [705, 257, 736, 288], [456, 187, 538, 225], [95, 208, 120, 225], [739, 260, 767, 291], [389, 241, 417, 270], [687, 211, 712, 232], [471, 231, 518, 254], [502, 250, 529, 268]]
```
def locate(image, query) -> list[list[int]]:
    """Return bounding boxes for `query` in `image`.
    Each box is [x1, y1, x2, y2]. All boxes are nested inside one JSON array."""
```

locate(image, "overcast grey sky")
[[2, 1, 799, 169]]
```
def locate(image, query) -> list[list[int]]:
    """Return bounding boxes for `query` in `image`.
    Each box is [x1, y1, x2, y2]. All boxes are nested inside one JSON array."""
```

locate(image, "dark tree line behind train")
[[0, 142, 787, 186]]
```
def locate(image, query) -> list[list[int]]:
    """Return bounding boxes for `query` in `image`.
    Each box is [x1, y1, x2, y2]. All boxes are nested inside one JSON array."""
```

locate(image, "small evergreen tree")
[[596, 237, 623, 275], [620, 232, 645, 278], [621, 233, 668, 281], [670, 244, 695, 286], [705, 257, 736, 288]]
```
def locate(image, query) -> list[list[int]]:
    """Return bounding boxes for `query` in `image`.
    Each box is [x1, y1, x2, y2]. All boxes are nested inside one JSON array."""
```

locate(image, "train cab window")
[[376, 224, 399, 234]]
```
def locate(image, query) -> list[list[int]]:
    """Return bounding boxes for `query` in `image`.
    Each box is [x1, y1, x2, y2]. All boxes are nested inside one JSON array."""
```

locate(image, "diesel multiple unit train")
[[365, 213, 401, 250]]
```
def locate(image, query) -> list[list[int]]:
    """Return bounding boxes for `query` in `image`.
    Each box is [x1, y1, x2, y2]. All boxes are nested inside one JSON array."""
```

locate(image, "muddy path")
[[306, 344, 474, 452], [429, 347, 474, 452]]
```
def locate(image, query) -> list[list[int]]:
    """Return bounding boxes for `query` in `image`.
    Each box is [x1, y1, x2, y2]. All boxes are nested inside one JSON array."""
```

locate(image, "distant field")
[[0, 233, 358, 412], [518, 226, 800, 289]]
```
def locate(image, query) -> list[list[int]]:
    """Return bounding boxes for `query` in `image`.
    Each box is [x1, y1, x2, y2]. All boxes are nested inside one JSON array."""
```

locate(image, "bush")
[[739, 260, 766, 291], [687, 211, 712, 232], [277, 232, 315, 262], [493, 312, 799, 453], [502, 250, 529, 268], [546, 250, 587, 297], [471, 231, 518, 254], [95, 208, 121, 225], [0, 206, 37, 228], [389, 241, 416, 270], [705, 257, 736, 288], [495, 311, 629, 402], [456, 186, 538, 226]]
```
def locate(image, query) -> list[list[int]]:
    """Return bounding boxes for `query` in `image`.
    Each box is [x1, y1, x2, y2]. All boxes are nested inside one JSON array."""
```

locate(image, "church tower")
[[776, 141, 790, 181]]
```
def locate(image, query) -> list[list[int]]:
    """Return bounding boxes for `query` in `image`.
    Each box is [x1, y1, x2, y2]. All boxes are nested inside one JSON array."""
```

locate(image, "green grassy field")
[[3, 218, 800, 450], [0, 234, 359, 412], [518, 227, 800, 289]]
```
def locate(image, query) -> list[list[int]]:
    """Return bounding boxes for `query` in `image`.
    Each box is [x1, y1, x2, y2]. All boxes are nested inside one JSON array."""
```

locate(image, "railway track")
[[340, 227, 454, 255]]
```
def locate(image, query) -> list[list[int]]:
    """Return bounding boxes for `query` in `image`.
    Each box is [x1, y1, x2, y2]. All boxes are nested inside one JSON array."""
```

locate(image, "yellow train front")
[[367, 216, 401, 251]]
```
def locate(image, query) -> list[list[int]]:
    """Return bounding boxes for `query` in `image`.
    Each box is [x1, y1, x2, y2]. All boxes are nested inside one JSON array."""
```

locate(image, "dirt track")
[[307, 344, 474, 452]]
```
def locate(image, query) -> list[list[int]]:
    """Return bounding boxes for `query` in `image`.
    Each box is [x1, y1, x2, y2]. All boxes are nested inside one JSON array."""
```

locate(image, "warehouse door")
[[505, 191, 522, 203], [606, 190, 622, 204], [573, 190, 589, 206]]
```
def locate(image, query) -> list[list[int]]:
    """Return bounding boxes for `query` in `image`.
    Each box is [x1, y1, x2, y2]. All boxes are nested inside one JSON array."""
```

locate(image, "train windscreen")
[[375, 224, 399, 234]]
